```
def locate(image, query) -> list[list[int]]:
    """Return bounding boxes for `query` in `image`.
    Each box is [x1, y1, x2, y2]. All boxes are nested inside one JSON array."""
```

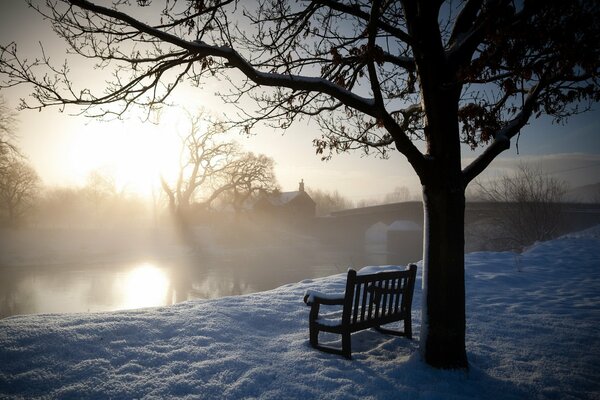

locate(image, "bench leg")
[[309, 323, 319, 348], [308, 320, 352, 359], [341, 332, 352, 359], [404, 318, 412, 340]]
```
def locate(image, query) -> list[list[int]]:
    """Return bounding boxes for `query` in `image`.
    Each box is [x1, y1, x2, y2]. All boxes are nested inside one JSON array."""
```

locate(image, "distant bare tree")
[[0, 97, 20, 178], [36, 181, 147, 229], [160, 112, 235, 219], [355, 198, 381, 208], [476, 163, 567, 250], [85, 169, 117, 199], [353, 186, 412, 208], [160, 112, 278, 222], [84, 168, 117, 220], [36, 186, 86, 228], [0, 98, 37, 227], [80, 169, 147, 227], [0, 97, 18, 157], [384, 186, 411, 204], [0, 158, 40, 226], [307, 188, 353, 216], [220, 152, 279, 215]]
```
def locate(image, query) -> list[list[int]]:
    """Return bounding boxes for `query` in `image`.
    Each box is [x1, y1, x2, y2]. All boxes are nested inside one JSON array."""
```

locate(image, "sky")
[[0, 0, 599, 202]]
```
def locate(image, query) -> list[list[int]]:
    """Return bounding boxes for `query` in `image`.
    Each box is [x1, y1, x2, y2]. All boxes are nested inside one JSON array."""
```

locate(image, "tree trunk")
[[420, 179, 468, 369], [6, 202, 17, 227], [409, 35, 468, 366]]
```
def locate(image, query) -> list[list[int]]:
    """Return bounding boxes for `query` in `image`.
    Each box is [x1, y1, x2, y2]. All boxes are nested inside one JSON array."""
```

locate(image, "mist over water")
[[0, 222, 388, 319]]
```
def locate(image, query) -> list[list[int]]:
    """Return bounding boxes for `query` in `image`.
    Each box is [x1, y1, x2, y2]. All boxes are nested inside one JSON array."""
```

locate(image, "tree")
[[384, 186, 411, 204], [85, 169, 117, 200], [160, 112, 278, 221], [84, 168, 118, 221], [160, 112, 236, 219], [1, 0, 599, 369], [355, 198, 382, 208], [0, 97, 17, 154], [0, 97, 20, 177], [219, 152, 279, 215], [0, 157, 40, 226], [475, 163, 567, 250], [36, 186, 87, 228], [307, 187, 353, 216], [0, 97, 37, 227], [36, 178, 148, 228]]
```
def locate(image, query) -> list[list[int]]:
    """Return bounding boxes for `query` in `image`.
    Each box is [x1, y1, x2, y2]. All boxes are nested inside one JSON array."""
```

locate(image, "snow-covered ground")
[[1, 226, 599, 399]]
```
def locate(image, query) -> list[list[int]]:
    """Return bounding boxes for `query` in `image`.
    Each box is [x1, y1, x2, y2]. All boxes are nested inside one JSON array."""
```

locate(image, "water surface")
[[0, 245, 387, 318]]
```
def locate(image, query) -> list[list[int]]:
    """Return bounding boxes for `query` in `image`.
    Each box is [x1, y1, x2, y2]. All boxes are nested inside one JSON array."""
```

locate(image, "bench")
[[303, 264, 417, 359]]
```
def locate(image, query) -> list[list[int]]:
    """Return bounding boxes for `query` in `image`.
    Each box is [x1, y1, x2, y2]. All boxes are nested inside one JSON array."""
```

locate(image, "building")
[[253, 179, 316, 222]]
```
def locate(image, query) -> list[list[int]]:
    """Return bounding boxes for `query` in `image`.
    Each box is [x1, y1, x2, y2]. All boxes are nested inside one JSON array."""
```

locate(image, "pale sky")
[[1, 1, 599, 202]]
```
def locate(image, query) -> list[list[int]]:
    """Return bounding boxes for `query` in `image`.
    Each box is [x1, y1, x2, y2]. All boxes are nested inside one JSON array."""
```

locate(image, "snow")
[[303, 289, 344, 304], [1, 227, 600, 399], [420, 192, 430, 359]]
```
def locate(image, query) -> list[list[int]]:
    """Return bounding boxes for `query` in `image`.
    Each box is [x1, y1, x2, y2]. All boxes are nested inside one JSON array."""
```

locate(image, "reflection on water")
[[120, 263, 169, 310], [0, 246, 377, 319]]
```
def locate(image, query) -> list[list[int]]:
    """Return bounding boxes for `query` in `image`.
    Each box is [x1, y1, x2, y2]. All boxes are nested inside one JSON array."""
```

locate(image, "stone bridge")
[[309, 201, 600, 265]]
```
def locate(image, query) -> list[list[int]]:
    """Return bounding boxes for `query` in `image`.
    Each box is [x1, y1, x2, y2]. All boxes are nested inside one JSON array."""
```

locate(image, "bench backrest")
[[341, 265, 417, 331]]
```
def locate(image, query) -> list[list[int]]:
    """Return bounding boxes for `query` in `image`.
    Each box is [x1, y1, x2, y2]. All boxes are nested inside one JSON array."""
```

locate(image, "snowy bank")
[[1, 227, 600, 399]]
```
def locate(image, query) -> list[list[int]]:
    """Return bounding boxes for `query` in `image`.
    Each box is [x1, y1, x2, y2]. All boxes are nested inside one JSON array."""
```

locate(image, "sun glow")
[[67, 113, 182, 198], [120, 263, 170, 310]]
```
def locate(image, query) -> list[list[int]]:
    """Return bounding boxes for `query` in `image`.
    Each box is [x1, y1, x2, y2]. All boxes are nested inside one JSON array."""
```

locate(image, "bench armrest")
[[303, 290, 345, 306]]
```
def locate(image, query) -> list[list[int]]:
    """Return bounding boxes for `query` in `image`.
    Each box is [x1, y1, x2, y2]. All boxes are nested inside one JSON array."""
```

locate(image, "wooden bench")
[[303, 264, 417, 359]]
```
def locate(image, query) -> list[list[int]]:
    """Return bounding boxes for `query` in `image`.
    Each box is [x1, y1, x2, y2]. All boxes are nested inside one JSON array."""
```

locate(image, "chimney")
[[299, 179, 305, 192]]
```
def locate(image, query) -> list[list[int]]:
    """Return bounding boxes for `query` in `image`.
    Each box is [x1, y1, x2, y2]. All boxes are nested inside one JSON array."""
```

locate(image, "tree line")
[[1, 100, 366, 228], [0, 97, 40, 227], [0, 102, 276, 228], [0, 95, 574, 249], [1, 97, 427, 227]]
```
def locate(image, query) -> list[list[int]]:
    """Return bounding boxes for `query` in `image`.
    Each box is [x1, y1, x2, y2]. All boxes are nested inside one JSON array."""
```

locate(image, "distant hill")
[[566, 182, 600, 203]]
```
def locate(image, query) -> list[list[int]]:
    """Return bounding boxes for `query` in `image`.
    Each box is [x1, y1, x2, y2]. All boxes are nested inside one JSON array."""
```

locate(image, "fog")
[[0, 192, 387, 318], [3, 175, 600, 320]]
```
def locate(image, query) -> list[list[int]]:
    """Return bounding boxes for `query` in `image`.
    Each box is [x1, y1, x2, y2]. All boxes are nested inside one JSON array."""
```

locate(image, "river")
[[0, 244, 389, 319]]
